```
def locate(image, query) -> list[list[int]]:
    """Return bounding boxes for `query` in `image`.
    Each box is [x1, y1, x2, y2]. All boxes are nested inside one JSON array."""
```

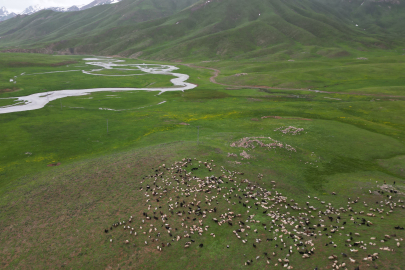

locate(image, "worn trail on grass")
[[0, 58, 197, 114], [184, 64, 405, 98]]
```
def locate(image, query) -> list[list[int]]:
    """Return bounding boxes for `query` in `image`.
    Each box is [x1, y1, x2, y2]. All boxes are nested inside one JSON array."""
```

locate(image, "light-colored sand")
[[0, 58, 197, 114]]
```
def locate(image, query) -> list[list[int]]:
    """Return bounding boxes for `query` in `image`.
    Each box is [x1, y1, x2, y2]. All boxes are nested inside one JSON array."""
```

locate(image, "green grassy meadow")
[[0, 53, 405, 269]]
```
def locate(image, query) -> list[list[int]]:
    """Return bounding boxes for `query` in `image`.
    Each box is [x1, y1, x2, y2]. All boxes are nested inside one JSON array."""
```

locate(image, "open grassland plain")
[[0, 53, 405, 269], [201, 50, 405, 96]]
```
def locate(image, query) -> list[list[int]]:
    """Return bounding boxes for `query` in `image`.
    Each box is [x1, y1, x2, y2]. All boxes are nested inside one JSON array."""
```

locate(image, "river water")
[[0, 58, 197, 114]]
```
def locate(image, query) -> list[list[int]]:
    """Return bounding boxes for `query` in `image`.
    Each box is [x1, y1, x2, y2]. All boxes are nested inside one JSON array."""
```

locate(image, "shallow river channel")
[[0, 58, 197, 114]]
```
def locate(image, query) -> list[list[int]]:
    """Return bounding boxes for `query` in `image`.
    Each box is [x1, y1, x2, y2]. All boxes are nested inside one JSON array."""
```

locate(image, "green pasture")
[[205, 53, 405, 95], [89, 69, 148, 75], [0, 98, 21, 107], [0, 53, 405, 269], [0, 54, 175, 98]]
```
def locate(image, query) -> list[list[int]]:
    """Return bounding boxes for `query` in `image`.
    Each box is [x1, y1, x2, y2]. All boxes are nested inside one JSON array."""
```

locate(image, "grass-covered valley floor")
[[0, 53, 404, 269]]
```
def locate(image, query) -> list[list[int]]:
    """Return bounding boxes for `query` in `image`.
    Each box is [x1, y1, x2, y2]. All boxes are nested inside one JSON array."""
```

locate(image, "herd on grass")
[[104, 158, 404, 269], [230, 136, 296, 152]]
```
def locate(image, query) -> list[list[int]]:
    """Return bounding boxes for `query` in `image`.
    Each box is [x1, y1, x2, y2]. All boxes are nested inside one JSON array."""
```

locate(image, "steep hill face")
[[316, 0, 405, 37], [0, 0, 199, 51], [0, 0, 403, 60], [116, 0, 378, 60]]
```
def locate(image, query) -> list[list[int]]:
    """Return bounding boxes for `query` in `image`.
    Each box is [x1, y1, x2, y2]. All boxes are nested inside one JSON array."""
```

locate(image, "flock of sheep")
[[105, 158, 404, 269]]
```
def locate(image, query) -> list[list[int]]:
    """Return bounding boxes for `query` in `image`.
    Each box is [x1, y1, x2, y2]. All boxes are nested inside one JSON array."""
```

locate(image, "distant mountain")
[[46, 6, 82, 13], [20, 5, 44, 15], [80, 0, 122, 10], [0, 0, 123, 22], [0, 7, 17, 22], [0, 0, 404, 60], [46, 0, 122, 13]]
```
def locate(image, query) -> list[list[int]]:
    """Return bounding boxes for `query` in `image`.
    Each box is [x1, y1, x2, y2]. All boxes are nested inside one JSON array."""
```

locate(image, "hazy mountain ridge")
[[0, 0, 123, 22], [0, 7, 17, 22]]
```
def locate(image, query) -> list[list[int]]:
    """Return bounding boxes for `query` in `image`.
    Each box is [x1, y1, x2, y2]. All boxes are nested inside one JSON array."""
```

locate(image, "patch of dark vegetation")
[[5, 60, 78, 68], [258, 89, 314, 101], [304, 156, 405, 191], [182, 90, 230, 100], [304, 156, 374, 191]]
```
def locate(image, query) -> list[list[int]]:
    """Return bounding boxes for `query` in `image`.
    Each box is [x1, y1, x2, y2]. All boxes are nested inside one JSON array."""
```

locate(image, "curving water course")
[[0, 58, 197, 114]]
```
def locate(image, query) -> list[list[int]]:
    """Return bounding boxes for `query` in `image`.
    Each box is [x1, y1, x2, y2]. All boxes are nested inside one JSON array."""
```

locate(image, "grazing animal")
[[102, 159, 405, 268]]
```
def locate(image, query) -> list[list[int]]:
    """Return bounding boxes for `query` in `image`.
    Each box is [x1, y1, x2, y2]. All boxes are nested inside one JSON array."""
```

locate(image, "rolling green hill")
[[0, 0, 404, 60]]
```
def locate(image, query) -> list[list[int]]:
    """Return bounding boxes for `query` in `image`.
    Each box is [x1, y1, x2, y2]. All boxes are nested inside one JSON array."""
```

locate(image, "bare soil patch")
[[0, 87, 19, 93], [47, 163, 61, 167]]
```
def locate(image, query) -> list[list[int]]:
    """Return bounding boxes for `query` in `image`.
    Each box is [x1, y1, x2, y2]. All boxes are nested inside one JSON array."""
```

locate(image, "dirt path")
[[184, 64, 405, 98], [182, 64, 222, 84]]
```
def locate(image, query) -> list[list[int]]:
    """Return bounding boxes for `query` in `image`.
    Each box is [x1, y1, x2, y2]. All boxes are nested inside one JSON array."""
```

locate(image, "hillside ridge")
[[0, 0, 404, 60]]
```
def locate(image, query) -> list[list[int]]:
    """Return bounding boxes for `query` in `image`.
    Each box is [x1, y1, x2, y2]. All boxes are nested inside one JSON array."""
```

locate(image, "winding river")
[[0, 58, 197, 114]]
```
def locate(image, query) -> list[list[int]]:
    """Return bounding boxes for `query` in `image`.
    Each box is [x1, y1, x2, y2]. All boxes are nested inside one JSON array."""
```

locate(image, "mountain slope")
[[315, 0, 405, 37], [0, 0, 403, 60], [0, 0, 199, 50]]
